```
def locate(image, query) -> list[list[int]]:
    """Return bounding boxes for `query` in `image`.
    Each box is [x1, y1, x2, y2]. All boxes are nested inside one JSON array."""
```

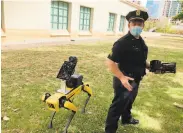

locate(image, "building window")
[[51, 1, 69, 30], [107, 13, 116, 31], [119, 15, 125, 32], [79, 6, 91, 31]]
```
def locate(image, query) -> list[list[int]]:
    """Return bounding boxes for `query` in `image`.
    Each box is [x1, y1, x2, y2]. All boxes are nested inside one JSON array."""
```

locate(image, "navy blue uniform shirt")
[[108, 31, 148, 78]]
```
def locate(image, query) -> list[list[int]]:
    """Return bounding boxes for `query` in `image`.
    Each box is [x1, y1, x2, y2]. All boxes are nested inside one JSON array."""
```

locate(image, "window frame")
[[79, 6, 91, 31], [107, 13, 116, 32], [51, 1, 69, 30], [119, 15, 125, 32]]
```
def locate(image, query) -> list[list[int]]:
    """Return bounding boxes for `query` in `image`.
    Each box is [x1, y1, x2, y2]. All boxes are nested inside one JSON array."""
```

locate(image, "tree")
[[173, 12, 183, 20], [178, 0, 183, 11], [172, 0, 183, 20], [181, 0, 183, 6]]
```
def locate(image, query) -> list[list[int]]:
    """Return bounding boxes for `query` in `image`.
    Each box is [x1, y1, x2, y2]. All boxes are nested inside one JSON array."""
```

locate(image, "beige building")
[[1, 0, 147, 43], [129, 0, 141, 5]]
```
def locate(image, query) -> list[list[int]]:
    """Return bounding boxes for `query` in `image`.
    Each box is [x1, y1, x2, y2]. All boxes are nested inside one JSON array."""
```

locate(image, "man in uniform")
[[105, 10, 150, 133]]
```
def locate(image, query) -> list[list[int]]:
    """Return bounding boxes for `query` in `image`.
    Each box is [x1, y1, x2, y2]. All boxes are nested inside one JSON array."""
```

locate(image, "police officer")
[[105, 10, 150, 133]]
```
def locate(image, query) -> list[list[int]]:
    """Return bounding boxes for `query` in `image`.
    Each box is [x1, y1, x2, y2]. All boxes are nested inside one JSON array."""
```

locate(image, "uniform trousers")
[[105, 76, 140, 133]]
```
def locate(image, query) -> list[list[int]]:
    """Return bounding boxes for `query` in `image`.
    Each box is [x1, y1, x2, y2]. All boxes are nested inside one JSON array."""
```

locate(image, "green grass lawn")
[[2, 36, 183, 133]]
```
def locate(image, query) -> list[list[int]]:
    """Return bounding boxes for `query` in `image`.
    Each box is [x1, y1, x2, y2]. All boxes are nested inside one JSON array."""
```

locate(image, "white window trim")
[[106, 31, 115, 36], [78, 31, 92, 36], [50, 29, 70, 36]]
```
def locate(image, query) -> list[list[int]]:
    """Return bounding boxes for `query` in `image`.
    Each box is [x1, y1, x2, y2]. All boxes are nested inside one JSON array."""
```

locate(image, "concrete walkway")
[[1, 36, 120, 50], [2, 32, 182, 51]]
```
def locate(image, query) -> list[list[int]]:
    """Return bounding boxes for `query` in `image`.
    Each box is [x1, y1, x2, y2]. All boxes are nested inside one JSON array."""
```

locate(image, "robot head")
[[57, 56, 78, 80]]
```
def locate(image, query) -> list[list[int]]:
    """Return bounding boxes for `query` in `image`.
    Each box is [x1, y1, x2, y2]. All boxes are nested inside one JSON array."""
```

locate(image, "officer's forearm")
[[146, 61, 150, 70], [106, 59, 125, 79]]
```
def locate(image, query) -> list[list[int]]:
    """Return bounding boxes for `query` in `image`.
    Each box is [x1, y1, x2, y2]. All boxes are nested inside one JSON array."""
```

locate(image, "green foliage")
[[173, 12, 183, 20], [156, 24, 172, 33], [144, 21, 157, 31], [156, 28, 183, 35], [144, 20, 183, 35]]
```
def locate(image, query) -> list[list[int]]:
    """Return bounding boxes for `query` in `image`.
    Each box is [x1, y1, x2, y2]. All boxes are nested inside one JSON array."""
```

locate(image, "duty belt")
[[122, 71, 142, 82]]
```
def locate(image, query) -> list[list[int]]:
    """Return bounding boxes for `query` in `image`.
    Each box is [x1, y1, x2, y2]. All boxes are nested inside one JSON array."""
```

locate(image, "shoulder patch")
[[109, 49, 113, 56]]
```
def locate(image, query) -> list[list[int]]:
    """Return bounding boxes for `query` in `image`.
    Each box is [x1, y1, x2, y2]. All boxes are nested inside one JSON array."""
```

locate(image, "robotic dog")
[[150, 60, 176, 74], [42, 56, 92, 133]]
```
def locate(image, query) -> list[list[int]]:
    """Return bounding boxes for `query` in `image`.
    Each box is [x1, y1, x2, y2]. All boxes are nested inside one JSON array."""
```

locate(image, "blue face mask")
[[130, 26, 142, 37]]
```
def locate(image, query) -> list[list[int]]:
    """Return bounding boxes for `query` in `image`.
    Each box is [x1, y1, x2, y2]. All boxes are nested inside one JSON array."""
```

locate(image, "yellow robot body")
[[43, 84, 92, 112], [66, 86, 82, 99], [46, 93, 65, 112], [64, 101, 77, 112]]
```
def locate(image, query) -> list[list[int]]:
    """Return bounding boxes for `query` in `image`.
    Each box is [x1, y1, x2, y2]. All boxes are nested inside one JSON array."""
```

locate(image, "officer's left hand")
[[120, 76, 134, 91], [146, 68, 150, 74]]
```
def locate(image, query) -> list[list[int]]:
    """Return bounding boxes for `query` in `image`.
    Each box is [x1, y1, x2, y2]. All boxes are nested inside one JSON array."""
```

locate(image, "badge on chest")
[[132, 45, 141, 52]]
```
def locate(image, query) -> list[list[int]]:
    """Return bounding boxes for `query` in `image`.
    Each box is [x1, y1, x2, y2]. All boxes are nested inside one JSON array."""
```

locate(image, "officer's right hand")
[[120, 76, 134, 91]]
